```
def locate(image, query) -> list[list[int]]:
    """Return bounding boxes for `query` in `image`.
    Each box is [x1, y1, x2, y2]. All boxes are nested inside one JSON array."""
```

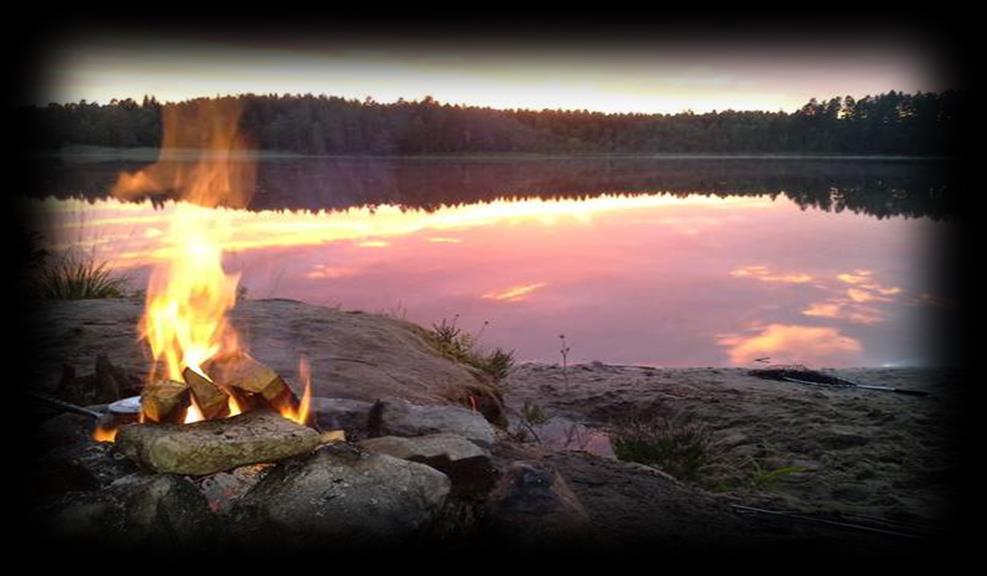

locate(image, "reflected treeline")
[[36, 157, 956, 221]]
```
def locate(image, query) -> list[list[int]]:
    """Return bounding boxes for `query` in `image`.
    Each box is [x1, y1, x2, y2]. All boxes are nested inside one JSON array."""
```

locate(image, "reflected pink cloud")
[[847, 287, 882, 303], [802, 302, 885, 325], [730, 265, 814, 284], [482, 283, 547, 302], [719, 266, 906, 326], [838, 269, 902, 303], [802, 270, 903, 324], [305, 265, 358, 280], [718, 324, 862, 366]]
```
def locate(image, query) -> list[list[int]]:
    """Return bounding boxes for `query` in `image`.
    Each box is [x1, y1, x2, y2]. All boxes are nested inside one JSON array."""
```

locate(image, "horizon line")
[[35, 88, 953, 117]]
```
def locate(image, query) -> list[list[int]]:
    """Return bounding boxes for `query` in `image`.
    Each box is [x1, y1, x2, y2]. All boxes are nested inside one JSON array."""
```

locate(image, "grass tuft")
[[36, 252, 129, 300], [610, 411, 724, 483], [424, 315, 515, 383]]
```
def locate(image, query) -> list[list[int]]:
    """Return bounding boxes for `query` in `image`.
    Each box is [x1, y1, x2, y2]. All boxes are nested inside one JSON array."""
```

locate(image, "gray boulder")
[[483, 460, 591, 544], [310, 396, 374, 436], [369, 397, 496, 448], [358, 433, 498, 496], [33, 441, 138, 497], [36, 413, 97, 451], [233, 444, 450, 548], [36, 473, 218, 550], [195, 464, 272, 515]]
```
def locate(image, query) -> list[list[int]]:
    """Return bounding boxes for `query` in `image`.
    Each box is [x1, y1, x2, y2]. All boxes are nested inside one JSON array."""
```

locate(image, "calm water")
[[35, 157, 956, 368]]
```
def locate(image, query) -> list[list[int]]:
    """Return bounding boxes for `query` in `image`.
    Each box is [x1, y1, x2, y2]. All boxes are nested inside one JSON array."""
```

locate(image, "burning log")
[[182, 367, 230, 420], [206, 352, 298, 414], [140, 379, 189, 423]]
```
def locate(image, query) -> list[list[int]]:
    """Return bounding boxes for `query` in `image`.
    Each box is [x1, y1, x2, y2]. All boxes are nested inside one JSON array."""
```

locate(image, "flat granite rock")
[[115, 410, 320, 476], [37, 299, 504, 420], [358, 433, 489, 461]]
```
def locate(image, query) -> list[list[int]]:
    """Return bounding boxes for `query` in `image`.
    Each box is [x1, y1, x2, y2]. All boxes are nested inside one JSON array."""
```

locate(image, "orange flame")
[[110, 99, 316, 430], [92, 423, 118, 442], [112, 98, 255, 210], [113, 98, 257, 415], [184, 398, 206, 424], [228, 394, 244, 417], [282, 355, 313, 426]]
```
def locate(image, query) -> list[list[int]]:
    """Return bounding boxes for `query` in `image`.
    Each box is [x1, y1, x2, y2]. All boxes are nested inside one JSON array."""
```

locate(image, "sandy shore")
[[502, 362, 958, 531]]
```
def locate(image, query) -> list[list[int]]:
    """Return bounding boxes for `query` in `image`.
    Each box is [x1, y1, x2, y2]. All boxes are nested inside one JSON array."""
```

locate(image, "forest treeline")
[[29, 90, 960, 155]]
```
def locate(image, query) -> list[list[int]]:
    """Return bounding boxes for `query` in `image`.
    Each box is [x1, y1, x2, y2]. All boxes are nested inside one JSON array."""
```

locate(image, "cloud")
[[482, 282, 547, 302], [718, 323, 862, 365], [837, 269, 901, 303], [357, 240, 390, 248], [801, 302, 884, 325], [305, 264, 357, 280], [730, 265, 813, 284], [797, 269, 902, 325]]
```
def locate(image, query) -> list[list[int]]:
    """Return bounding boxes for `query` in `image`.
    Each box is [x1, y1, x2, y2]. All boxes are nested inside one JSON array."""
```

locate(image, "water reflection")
[[518, 416, 615, 459], [35, 183, 949, 367], [39, 157, 956, 220]]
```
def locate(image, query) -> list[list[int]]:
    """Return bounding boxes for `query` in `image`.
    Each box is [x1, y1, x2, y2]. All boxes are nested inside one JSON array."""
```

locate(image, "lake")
[[33, 156, 956, 368]]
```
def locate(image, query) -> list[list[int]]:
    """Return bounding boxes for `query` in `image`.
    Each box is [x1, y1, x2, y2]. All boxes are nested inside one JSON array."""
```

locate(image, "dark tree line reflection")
[[37, 158, 956, 221]]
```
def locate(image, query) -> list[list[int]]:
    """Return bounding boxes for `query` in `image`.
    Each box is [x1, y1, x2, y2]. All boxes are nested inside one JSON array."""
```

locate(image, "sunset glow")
[[39, 35, 943, 113], [42, 193, 773, 267], [37, 190, 940, 367]]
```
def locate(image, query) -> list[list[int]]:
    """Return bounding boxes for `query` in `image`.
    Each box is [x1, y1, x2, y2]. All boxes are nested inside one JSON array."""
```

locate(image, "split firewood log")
[[182, 367, 230, 420], [206, 352, 298, 413], [141, 379, 190, 423]]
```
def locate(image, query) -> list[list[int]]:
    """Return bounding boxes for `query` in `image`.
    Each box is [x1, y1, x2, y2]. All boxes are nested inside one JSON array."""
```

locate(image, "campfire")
[[93, 98, 312, 442], [37, 98, 507, 551]]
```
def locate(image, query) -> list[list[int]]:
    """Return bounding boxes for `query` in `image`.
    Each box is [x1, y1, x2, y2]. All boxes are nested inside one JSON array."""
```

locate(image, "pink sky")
[[40, 33, 945, 114]]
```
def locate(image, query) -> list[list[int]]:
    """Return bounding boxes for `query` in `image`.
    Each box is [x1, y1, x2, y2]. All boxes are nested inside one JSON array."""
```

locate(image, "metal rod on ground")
[[28, 392, 105, 419], [781, 377, 927, 397], [731, 504, 938, 541]]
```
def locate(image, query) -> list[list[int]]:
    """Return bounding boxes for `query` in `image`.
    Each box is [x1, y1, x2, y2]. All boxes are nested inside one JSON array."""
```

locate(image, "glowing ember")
[[92, 423, 118, 443]]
